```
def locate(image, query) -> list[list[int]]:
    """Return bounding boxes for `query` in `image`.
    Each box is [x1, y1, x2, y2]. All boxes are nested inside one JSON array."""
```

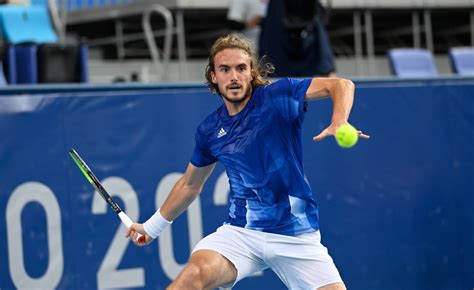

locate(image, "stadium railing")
[[61, 0, 183, 81]]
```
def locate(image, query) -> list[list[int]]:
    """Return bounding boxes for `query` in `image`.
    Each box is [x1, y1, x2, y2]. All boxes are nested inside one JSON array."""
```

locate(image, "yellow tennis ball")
[[335, 124, 358, 148]]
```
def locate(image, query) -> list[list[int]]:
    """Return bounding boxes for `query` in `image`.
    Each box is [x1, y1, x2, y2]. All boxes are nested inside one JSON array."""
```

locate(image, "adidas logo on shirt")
[[217, 128, 227, 138]]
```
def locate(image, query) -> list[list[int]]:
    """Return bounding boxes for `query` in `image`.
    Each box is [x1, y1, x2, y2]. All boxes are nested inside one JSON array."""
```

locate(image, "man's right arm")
[[160, 162, 216, 221], [126, 162, 215, 244]]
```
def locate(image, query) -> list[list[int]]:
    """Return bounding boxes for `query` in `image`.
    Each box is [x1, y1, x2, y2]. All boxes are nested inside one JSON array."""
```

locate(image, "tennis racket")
[[69, 148, 145, 243]]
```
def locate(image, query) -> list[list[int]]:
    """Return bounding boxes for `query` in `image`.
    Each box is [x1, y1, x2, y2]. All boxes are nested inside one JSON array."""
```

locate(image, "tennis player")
[[127, 34, 369, 290]]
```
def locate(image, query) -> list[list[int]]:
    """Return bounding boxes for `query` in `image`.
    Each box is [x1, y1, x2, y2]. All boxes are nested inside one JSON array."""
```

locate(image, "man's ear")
[[211, 71, 217, 84]]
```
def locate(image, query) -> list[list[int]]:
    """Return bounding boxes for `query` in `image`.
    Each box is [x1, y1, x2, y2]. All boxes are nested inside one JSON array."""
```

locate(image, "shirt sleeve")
[[268, 78, 312, 123], [190, 128, 217, 167]]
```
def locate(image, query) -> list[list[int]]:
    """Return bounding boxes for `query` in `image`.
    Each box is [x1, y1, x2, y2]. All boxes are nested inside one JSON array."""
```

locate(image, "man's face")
[[211, 48, 253, 104]]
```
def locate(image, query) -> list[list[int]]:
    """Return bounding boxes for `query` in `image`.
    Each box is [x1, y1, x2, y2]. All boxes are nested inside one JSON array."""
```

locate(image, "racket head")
[[70, 148, 146, 243], [69, 148, 122, 213], [69, 148, 94, 183]]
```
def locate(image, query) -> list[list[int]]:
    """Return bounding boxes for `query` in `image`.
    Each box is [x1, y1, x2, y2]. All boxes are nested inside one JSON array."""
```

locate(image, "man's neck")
[[224, 96, 251, 116], [222, 88, 253, 116]]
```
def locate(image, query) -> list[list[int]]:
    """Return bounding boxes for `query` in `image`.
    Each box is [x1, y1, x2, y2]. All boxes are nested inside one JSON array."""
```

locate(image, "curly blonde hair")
[[205, 34, 274, 95]]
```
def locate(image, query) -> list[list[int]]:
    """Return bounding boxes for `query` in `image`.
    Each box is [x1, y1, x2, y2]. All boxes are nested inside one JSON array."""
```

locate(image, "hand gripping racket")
[[69, 148, 145, 243]]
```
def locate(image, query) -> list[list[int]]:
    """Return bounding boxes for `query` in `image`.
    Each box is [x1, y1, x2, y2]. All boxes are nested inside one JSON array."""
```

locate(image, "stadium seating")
[[0, 5, 57, 44], [0, 62, 7, 86], [0, 3, 89, 84], [449, 47, 474, 76], [38, 43, 89, 83], [3, 46, 16, 84], [387, 48, 438, 77], [4, 43, 89, 84], [12, 45, 38, 84]]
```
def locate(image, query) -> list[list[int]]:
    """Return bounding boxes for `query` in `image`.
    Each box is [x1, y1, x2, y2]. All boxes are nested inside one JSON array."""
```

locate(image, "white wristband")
[[143, 209, 172, 239]]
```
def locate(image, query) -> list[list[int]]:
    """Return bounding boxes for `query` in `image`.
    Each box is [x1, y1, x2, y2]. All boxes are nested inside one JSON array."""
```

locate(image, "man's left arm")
[[304, 77, 369, 141]]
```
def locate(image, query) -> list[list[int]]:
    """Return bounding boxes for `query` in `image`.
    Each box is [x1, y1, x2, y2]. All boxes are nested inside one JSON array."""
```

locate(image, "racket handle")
[[118, 211, 145, 243]]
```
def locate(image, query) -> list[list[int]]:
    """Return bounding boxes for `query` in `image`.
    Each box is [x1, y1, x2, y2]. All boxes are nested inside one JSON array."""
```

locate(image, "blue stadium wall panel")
[[0, 79, 473, 290]]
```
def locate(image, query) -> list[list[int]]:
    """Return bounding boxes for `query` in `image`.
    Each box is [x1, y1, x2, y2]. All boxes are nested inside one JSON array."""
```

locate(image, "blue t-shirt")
[[191, 78, 319, 236]]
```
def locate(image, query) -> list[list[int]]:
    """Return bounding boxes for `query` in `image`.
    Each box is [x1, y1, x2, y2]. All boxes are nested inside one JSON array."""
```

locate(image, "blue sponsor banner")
[[0, 79, 473, 290]]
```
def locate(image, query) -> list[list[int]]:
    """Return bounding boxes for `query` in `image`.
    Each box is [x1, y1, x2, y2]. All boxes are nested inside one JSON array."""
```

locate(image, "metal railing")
[[49, 0, 184, 81]]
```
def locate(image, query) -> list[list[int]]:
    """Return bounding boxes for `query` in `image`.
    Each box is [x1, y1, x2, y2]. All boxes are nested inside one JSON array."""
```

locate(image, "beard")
[[221, 84, 252, 104]]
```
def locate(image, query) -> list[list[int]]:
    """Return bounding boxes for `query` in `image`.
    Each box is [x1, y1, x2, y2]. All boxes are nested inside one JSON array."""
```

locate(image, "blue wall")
[[0, 78, 472, 290]]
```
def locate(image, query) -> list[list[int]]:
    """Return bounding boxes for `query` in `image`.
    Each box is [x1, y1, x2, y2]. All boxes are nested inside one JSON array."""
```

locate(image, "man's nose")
[[230, 69, 238, 81]]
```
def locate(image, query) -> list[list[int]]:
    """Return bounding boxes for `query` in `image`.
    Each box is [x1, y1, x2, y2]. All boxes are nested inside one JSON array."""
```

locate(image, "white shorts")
[[192, 224, 343, 289]]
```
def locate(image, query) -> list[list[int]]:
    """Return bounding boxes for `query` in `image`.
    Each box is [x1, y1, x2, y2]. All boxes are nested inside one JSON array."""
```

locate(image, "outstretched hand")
[[126, 223, 153, 246], [313, 122, 370, 142]]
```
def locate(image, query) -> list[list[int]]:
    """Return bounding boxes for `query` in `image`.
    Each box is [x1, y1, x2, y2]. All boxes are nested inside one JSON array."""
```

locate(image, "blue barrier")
[[0, 78, 473, 290]]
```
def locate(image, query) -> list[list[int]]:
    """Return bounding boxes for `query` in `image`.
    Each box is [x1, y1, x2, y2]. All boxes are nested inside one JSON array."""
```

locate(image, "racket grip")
[[118, 211, 145, 243]]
